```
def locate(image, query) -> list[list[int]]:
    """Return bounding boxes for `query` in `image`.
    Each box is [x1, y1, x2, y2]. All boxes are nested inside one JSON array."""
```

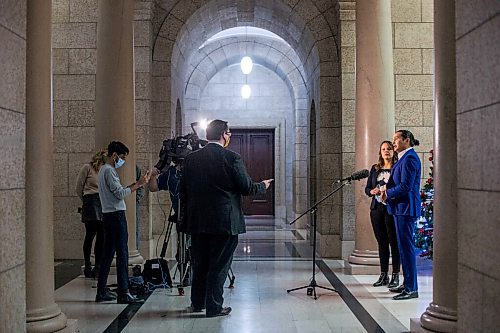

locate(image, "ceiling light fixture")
[[241, 84, 251, 99], [240, 56, 253, 74]]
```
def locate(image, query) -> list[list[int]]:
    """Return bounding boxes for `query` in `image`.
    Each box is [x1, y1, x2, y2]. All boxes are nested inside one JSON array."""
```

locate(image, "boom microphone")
[[335, 169, 370, 183]]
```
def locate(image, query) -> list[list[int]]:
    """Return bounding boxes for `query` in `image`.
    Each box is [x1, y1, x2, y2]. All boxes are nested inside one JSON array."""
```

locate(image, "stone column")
[[411, 1, 458, 331], [95, 0, 143, 264], [25, 1, 68, 332], [347, 0, 395, 273]]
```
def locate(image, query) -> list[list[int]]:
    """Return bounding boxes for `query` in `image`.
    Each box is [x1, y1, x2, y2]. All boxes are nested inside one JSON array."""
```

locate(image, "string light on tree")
[[414, 149, 434, 259]]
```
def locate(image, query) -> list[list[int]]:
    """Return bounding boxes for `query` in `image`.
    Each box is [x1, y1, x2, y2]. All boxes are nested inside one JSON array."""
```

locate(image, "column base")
[[56, 319, 78, 333], [345, 249, 380, 274], [417, 302, 457, 332], [128, 249, 145, 265], [26, 304, 67, 333], [344, 260, 381, 275], [410, 318, 432, 332]]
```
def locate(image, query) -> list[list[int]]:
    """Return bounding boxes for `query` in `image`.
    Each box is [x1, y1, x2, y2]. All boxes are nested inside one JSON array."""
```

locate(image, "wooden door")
[[228, 129, 274, 216]]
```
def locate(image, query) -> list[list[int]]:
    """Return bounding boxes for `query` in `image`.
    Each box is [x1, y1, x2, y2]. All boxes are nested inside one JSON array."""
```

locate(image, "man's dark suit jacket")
[[179, 143, 266, 235]]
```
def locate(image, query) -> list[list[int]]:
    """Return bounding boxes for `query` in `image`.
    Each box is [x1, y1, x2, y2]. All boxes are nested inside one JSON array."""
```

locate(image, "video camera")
[[154, 122, 207, 173]]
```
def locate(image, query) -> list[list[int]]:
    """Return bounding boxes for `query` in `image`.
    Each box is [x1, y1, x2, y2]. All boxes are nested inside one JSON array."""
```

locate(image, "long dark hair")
[[396, 129, 420, 147], [375, 140, 397, 170]]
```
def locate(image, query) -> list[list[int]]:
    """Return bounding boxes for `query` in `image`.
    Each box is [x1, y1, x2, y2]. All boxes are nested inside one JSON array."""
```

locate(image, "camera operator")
[[148, 164, 181, 220], [179, 119, 273, 317]]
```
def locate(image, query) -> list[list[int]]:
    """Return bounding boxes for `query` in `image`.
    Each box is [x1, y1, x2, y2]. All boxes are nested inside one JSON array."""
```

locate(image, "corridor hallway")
[[54, 219, 432, 333]]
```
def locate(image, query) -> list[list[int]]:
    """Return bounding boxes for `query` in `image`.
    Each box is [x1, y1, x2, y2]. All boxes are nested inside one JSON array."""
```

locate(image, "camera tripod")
[[159, 208, 236, 295], [287, 180, 350, 299], [159, 210, 191, 294]]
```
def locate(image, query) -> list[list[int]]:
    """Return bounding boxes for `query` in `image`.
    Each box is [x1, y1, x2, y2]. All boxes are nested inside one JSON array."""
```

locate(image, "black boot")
[[388, 273, 399, 288], [84, 265, 94, 278], [373, 272, 389, 287], [91, 265, 99, 280]]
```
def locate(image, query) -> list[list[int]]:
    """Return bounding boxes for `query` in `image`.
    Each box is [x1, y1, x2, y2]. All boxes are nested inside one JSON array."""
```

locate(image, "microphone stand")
[[287, 180, 351, 299]]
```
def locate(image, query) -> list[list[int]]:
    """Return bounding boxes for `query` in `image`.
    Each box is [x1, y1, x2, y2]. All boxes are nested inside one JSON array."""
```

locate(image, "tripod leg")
[[286, 285, 310, 293], [227, 267, 235, 288], [160, 216, 174, 258]]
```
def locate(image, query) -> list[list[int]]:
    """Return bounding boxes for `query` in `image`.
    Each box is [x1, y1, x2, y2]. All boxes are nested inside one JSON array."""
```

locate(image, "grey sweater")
[[98, 163, 131, 213]]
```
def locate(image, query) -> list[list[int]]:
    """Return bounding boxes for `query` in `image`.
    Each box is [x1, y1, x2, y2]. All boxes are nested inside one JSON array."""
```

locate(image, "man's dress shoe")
[[392, 290, 419, 300], [117, 292, 144, 304], [389, 284, 405, 293], [206, 307, 232, 317], [95, 290, 117, 302], [186, 305, 205, 313]]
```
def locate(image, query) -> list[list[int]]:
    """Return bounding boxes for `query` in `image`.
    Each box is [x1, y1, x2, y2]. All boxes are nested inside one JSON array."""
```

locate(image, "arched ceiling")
[[184, 36, 307, 102], [154, 0, 339, 89]]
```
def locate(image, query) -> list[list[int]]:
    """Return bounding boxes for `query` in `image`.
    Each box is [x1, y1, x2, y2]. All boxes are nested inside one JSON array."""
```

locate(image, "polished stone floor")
[[55, 223, 433, 333]]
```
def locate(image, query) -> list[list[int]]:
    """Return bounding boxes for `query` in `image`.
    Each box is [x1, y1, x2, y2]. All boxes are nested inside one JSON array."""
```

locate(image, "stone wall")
[[134, 0, 155, 257], [0, 1, 26, 331], [456, 2, 500, 331], [338, 1, 356, 257], [52, 0, 98, 258], [392, 0, 434, 174]]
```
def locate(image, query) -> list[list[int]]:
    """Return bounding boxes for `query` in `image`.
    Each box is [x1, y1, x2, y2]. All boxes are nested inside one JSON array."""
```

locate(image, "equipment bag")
[[142, 258, 172, 288]]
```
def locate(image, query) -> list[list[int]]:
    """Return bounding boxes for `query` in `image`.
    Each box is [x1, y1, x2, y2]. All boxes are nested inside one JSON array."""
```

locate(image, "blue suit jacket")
[[386, 148, 421, 217]]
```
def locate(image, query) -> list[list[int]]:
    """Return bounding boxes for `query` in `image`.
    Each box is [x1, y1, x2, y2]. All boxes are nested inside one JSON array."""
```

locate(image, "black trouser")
[[190, 233, 238, 316], [83, 220, 104, 269], [370, 204, 400, 273]]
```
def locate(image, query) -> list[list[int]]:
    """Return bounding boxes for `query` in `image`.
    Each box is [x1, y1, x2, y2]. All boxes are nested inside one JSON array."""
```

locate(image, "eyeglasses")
[[225, 131, 231, 136]]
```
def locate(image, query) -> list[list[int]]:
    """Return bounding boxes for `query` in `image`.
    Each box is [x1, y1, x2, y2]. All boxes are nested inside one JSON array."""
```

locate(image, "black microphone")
[[335, 169, 370, 183]]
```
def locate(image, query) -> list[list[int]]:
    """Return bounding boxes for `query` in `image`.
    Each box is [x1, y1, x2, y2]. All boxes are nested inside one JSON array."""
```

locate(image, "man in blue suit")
[[381, 130, 421, 300]]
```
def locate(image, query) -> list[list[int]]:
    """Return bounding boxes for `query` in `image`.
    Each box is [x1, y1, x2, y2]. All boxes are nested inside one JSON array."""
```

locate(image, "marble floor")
[[55, 223, 433, 333]]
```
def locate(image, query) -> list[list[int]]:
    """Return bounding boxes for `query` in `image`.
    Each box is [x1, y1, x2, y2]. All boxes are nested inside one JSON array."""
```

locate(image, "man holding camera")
[[179, 119, 273, 317]]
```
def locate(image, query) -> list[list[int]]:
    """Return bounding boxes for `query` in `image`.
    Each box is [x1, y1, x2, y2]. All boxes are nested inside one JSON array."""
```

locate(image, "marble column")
[[25, 1, 68, 332], [347, 0, 395, 273], [95, 0, 143, 264], [411, 1, 458, 331]]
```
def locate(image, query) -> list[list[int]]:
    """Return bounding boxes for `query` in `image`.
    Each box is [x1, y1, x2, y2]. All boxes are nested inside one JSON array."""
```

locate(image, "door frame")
[[230, 128, 275, 216], [228, 123, 286, 225]]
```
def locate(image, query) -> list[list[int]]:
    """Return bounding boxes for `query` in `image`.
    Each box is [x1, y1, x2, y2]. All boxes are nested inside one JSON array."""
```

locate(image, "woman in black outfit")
[[365, 141, 400, 287]]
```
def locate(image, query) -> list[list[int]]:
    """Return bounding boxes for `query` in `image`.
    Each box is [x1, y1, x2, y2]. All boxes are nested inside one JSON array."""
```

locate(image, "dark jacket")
[[386, 148, 421, 217], [178, 143, 266, 235], [364, 164, 385, 210]]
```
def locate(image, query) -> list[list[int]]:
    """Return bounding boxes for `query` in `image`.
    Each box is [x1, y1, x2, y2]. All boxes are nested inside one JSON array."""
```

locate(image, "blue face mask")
[[115, 157, 125, 169]]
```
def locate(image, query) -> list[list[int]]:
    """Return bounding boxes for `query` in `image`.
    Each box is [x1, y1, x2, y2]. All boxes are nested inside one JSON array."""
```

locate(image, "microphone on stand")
[[335, 169, 370, 183]]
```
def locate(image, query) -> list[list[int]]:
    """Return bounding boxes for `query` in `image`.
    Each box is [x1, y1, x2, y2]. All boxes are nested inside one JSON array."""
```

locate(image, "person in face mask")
[[95, 141, 150, 304], [179, 120, 273, 317]]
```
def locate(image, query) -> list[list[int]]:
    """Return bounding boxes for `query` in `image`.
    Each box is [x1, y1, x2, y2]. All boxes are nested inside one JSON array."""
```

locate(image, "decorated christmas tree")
[[414, 149, 434, 259]]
